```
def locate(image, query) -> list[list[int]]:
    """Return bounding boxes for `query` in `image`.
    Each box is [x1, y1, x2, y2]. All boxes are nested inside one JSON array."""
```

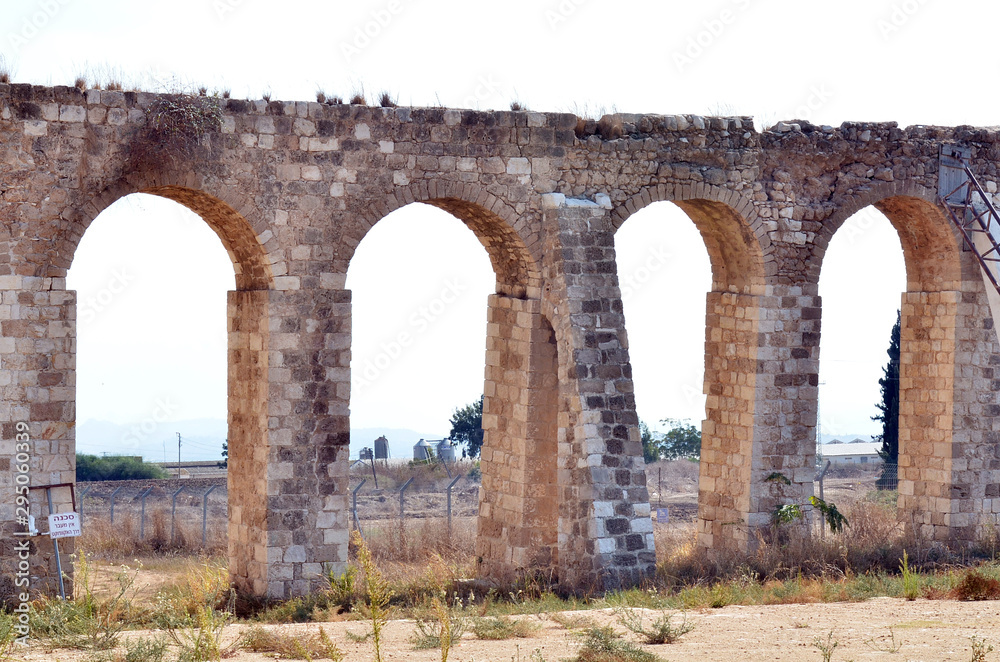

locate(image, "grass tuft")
[[574, 626, 661, 662], [244, 625, 344, 661], [472, 615, 539, 640]]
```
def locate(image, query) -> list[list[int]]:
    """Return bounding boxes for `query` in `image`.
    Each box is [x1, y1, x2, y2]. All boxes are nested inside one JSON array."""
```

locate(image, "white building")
[[819, 438, 883, 465]]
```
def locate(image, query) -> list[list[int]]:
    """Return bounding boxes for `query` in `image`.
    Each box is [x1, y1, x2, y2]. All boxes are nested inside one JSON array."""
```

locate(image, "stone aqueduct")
[[2, 83, 1000, 597]]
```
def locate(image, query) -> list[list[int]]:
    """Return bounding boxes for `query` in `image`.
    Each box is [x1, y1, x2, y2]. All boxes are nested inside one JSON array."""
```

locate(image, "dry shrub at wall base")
[[655, 496, 908, 587], [364, 517, 476, 568]]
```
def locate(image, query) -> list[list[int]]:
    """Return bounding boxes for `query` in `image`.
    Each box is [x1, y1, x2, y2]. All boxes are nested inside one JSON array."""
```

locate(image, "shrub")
[[616, 608, 693, 644], [952, 570, 1000, 601], [77, 454, 168, 481], [244, 625, 344, 661], [574, 626, 661, 662], [472, 615, 539, 640]]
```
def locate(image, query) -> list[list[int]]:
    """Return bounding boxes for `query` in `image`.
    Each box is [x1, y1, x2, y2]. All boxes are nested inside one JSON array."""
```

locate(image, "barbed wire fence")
[[75, 478, 228, 552]]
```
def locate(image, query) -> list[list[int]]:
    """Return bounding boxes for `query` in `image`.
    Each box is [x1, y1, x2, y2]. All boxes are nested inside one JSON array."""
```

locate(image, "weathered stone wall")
[[2, 82, 1000, 596], [477, 294, 559, 579]]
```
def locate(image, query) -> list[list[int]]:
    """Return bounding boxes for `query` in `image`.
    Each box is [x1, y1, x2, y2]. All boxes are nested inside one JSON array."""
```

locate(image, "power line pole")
[[177, 432, 182, 477]]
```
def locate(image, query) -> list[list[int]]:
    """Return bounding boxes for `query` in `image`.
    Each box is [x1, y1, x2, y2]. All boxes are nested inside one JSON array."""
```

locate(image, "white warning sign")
[[48, 512, 82, 539]]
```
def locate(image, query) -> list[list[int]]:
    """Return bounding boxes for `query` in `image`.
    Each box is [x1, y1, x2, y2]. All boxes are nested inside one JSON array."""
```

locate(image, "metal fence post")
[[45, 487, 66, 600], [816, 459, 831, 539], [446, 475, 462, 537], [202, 485, 219, 547], [171, 486, 186, 544], [109, 486, 124, 525], [351, 479, 367, 535], [79, 486, 91, 526], [399, 477, 414, 519], [138, 487, 153, 540]]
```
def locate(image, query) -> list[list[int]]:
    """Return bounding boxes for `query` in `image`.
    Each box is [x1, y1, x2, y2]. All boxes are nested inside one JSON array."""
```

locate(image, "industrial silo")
[[437, 439, 456, 463], [413, 439, 433, 462], [374, 435, 389, 460]]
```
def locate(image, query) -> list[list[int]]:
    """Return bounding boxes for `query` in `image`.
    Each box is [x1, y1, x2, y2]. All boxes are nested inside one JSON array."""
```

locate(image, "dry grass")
[[244, 624, 344, 660], [79, 511, 226, 560]]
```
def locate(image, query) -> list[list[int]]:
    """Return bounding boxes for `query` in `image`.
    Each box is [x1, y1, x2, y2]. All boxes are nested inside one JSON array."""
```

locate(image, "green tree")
[[873, 310, 901, 490], [76, 454, 169, 481], [640, 421, 660, 463], [449, 395, 484, 458], [658, 418, 701, 460], [218, 440, 228, 469]]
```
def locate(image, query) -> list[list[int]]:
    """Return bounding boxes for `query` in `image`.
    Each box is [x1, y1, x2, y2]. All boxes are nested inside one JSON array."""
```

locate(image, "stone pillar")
[[227, 290, 270, 595], [897, 290, 958, 542], [698, 285, 819, 550], [477, 294, 559, 580], [950, 284, 1000, 543], [542, 204, 655, 591], [0, 278, 76, 595], [228, 288, 352, 598], [696, 291, 759, 550]]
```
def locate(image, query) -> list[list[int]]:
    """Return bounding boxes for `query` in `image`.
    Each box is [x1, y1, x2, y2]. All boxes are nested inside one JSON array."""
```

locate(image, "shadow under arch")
[[56, 172, 275, 291], [347, 181, 542, 299], [611, 183, 767, 296]]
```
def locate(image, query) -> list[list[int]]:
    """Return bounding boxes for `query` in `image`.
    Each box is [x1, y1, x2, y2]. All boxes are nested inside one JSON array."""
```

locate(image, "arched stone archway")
[[339, 181, 543, 300], [814, 186, 985, 544], [611, 186, 773, 551], [343, 195, 566, 582], [35, 181, 338, 598]]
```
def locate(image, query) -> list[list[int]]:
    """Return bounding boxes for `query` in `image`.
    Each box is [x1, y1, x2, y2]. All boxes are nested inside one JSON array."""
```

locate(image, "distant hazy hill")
[[77, 419, 447, 463], [77, 418, 228, 462]]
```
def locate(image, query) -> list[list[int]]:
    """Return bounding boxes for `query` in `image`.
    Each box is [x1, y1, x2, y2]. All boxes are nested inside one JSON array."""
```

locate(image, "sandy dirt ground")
[[17, 597, 1000, 662]]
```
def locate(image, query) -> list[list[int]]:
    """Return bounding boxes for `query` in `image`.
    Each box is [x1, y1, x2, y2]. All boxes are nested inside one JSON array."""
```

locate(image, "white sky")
[[11, 0, 988, 452]]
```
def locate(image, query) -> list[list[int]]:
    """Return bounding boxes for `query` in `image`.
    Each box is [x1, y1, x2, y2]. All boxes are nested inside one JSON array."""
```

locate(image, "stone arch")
[[59, 173, 279, 595], [346, 181, 541, 299], [810, 182, 964, 292], [54, 171, 276, 291], [814, 181, 968, 544], [611, 183, 767, 296], [609, 183, 767, 551]]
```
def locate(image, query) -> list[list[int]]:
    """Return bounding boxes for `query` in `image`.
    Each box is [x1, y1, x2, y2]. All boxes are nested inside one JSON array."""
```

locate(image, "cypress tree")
[[873, 310, 900, 490]]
